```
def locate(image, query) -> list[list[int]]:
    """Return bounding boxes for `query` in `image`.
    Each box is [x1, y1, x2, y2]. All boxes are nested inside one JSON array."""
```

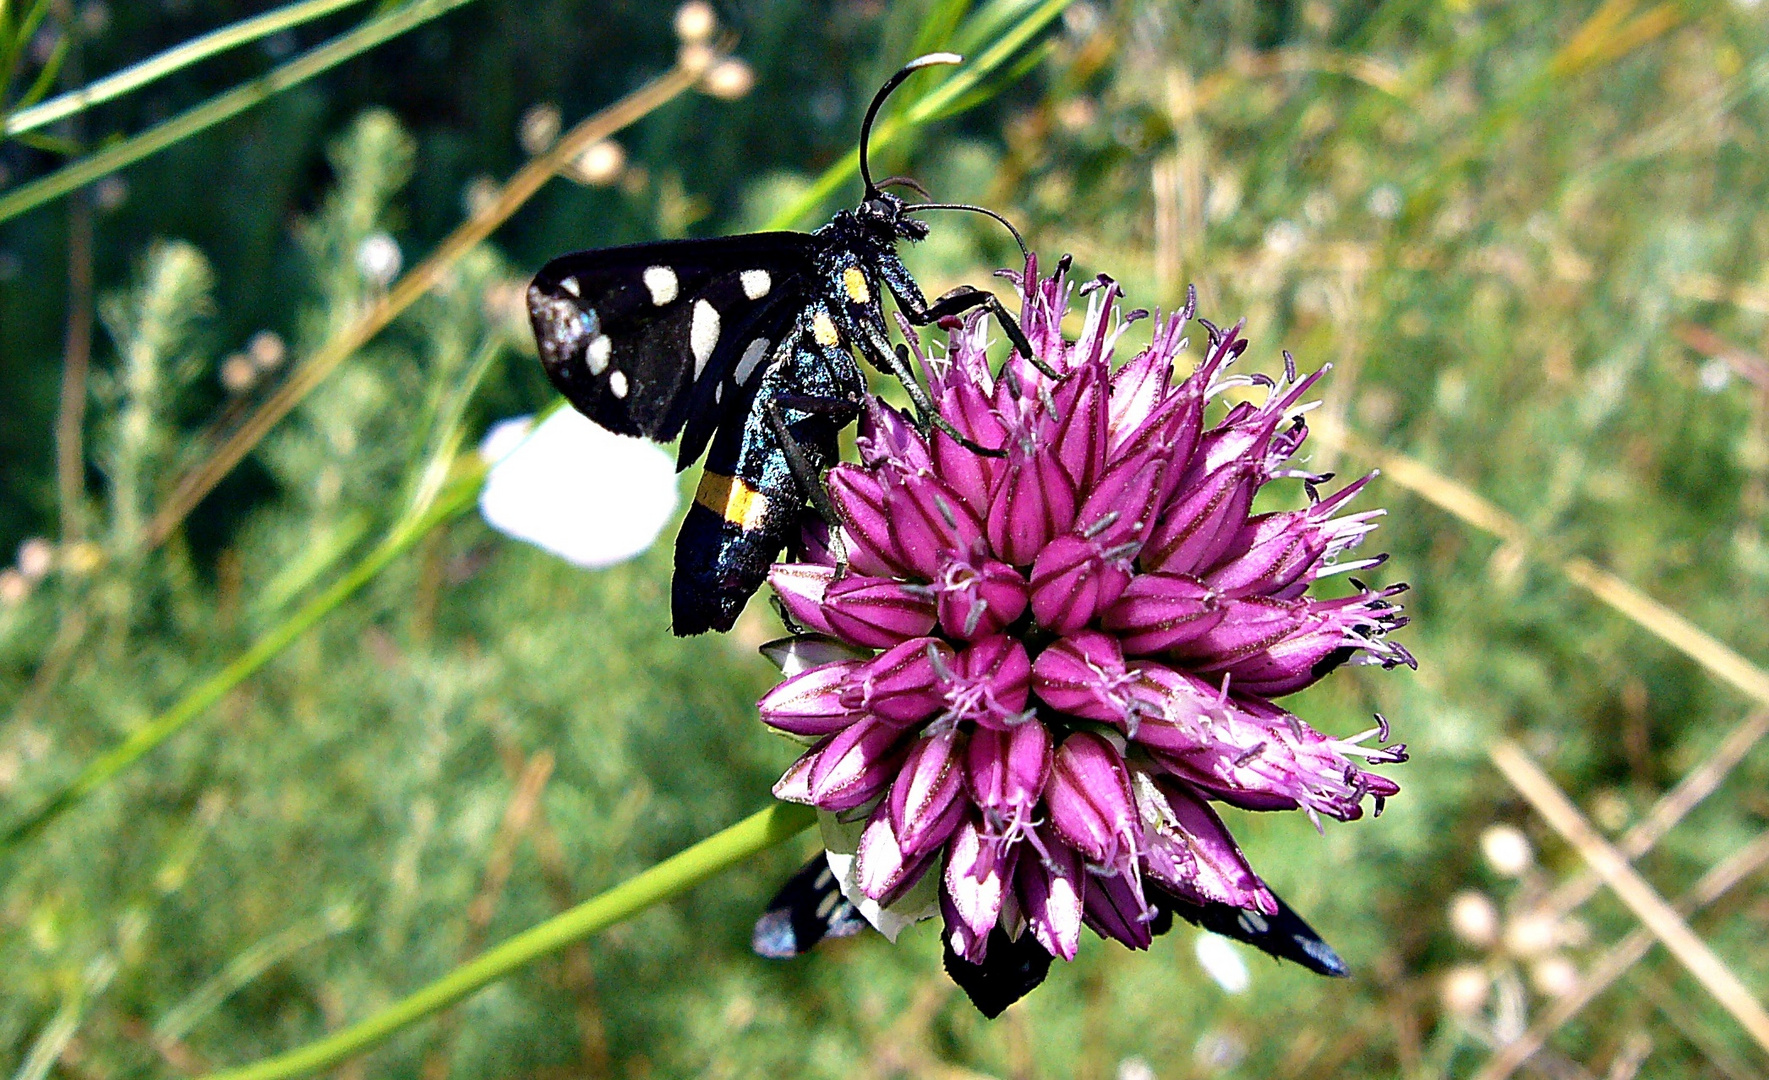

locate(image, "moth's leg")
[[761, 395, 848, 532], [850, 329, 1007, 459], [905, 285, 1057, 379]]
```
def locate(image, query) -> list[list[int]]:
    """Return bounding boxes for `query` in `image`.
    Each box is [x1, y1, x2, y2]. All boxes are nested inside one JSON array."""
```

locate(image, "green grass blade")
[[3, 0, 374, 138], [762, 0, 1069, 231], [197, 803, 816, 1080], [0, 0, 483, 224], [0, 462, 488, 859]]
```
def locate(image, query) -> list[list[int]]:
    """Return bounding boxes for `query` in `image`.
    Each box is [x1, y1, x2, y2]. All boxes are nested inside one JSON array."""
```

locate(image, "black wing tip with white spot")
[[752, 855, 867, 959], [1152, 885, 1350, 978]]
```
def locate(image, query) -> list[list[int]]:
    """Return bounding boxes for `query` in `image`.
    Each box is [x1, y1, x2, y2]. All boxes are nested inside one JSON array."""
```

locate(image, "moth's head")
[[855, 191, 930, 244]]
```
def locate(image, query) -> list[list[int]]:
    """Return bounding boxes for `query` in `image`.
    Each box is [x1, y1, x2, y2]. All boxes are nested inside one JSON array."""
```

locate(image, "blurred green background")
[[4, 0, 1769, 1077]]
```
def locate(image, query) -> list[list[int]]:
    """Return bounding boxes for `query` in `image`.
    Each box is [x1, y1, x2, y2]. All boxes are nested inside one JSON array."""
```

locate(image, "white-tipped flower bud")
[[220, 354, 256, 393]]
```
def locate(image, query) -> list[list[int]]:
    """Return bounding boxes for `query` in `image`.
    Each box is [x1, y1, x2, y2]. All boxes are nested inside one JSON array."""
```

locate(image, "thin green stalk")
[[3, 0, 374, 137], [0, 0, 483, 224], [199, 803, 817, 1080], [762, 0, 1070, 230], [0, 462, 487, 856]]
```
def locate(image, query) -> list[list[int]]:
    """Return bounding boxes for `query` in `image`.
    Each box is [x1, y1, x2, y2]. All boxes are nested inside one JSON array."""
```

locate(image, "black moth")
[[755, 853, 1350, 1018], [527, 53, 1040, 636]]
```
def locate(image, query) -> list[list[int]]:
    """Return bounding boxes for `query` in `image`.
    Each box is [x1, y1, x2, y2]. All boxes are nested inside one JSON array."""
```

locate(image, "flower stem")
[[198, 803, 817, 1080], [0, 0, 484, 225], [3, 0, 374, 138]]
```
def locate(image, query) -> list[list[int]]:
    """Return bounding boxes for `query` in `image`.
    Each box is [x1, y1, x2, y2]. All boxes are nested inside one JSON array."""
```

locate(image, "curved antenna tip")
[[906, 52, 963, 70]]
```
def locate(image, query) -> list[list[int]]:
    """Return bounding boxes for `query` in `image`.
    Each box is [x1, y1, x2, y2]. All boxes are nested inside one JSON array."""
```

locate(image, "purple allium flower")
[[760, 256, 1413, 1015]]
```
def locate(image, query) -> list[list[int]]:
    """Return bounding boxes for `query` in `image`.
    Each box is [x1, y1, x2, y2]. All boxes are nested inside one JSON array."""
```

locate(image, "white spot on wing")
[[609, 370, 628, 398], [734, 337, 771, 385], [691, 299, 720, 377], [741, 269, 771, 299], [643, 265, 678, 306], [560, 275, 580, 297], [586, 334, 611, 374]]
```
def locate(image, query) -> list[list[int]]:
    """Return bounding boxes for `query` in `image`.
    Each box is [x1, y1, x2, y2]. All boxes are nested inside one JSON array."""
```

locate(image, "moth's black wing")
[[526, 232, 819, 455], [943, 927, 1053, 1019], [752, 855, 867, 959], [673, 297, 865, 635], [1150, 885, 1349, 977]]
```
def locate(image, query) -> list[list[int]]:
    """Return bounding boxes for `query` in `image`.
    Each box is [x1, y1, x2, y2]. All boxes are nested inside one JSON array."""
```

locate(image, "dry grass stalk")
[[1312, 419, 1769, 708], [1538, 709, 1769, 922], [1489, 741, 1769, 1058], [1474, 830, 1769, 1080]]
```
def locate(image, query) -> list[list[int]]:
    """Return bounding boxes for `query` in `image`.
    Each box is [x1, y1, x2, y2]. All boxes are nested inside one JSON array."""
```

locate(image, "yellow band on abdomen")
[[694, 471, 772, 531]]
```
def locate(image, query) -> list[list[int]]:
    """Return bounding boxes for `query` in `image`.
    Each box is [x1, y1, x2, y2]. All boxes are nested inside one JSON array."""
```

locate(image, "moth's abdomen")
[[671, 470, 798, 635]]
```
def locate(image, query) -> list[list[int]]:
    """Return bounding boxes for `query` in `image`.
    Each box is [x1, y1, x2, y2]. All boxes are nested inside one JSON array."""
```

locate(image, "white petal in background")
[[1194, 932, 1251, 994], [477, 411, 679, 569]]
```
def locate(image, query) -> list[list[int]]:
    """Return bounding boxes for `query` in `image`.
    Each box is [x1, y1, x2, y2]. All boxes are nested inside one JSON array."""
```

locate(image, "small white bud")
[[220, 354, 256, 393], [15, 538, 53, 581], [677, 41, 716, 75], [356, 232, 402, 287], [1448, 890, 1500, 948], [1530, 955, 1579, 998], [247, 330, 286, 371], [1480, 824, 1533, 877], [0, 570, 27, 606], [701, 58, 755, 100], [570, 140, 626, 186], [1440, 965, 1490, 1018], [674, 1, 717, 44], [519, 103, 562, 155], [1503, 911, 1558, 958]]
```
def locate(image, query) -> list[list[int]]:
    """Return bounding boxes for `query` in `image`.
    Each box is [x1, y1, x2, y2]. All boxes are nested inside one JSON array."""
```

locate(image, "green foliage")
[[4, 2, 1769, 1079]]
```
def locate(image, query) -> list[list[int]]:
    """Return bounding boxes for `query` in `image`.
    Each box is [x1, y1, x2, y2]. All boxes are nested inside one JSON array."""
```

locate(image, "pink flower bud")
[[1028, 534, 1135, 635], [1030, 631, 1137, 725], [821, 575, 937, 647], [934, 555, 1028, 641], [889, 729, 968, 858], [1101, 572, 1225, 655], [856, 801, 939, 906], [767, 563, 837, 636], [1018, 828, 1084, 960], [840, 638, 952, 725], [942, 815, 1014, 964], [986, 448, 1079, 567], [1046, 732, 1139, 865], [806, 714, 909, 811], [827, 464, 906, 577], [966, 721, 1051, 826], [940, 636, 1032, 730], [757, 657, 866, 736]]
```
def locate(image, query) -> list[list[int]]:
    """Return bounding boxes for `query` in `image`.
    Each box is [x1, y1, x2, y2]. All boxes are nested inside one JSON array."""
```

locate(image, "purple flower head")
[[760, 256, 1413, 1012]]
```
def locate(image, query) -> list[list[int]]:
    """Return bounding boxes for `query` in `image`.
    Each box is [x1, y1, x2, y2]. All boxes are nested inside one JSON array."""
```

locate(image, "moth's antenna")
[[859, 53, 962, 198], [903, 201, 1030, 260]]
